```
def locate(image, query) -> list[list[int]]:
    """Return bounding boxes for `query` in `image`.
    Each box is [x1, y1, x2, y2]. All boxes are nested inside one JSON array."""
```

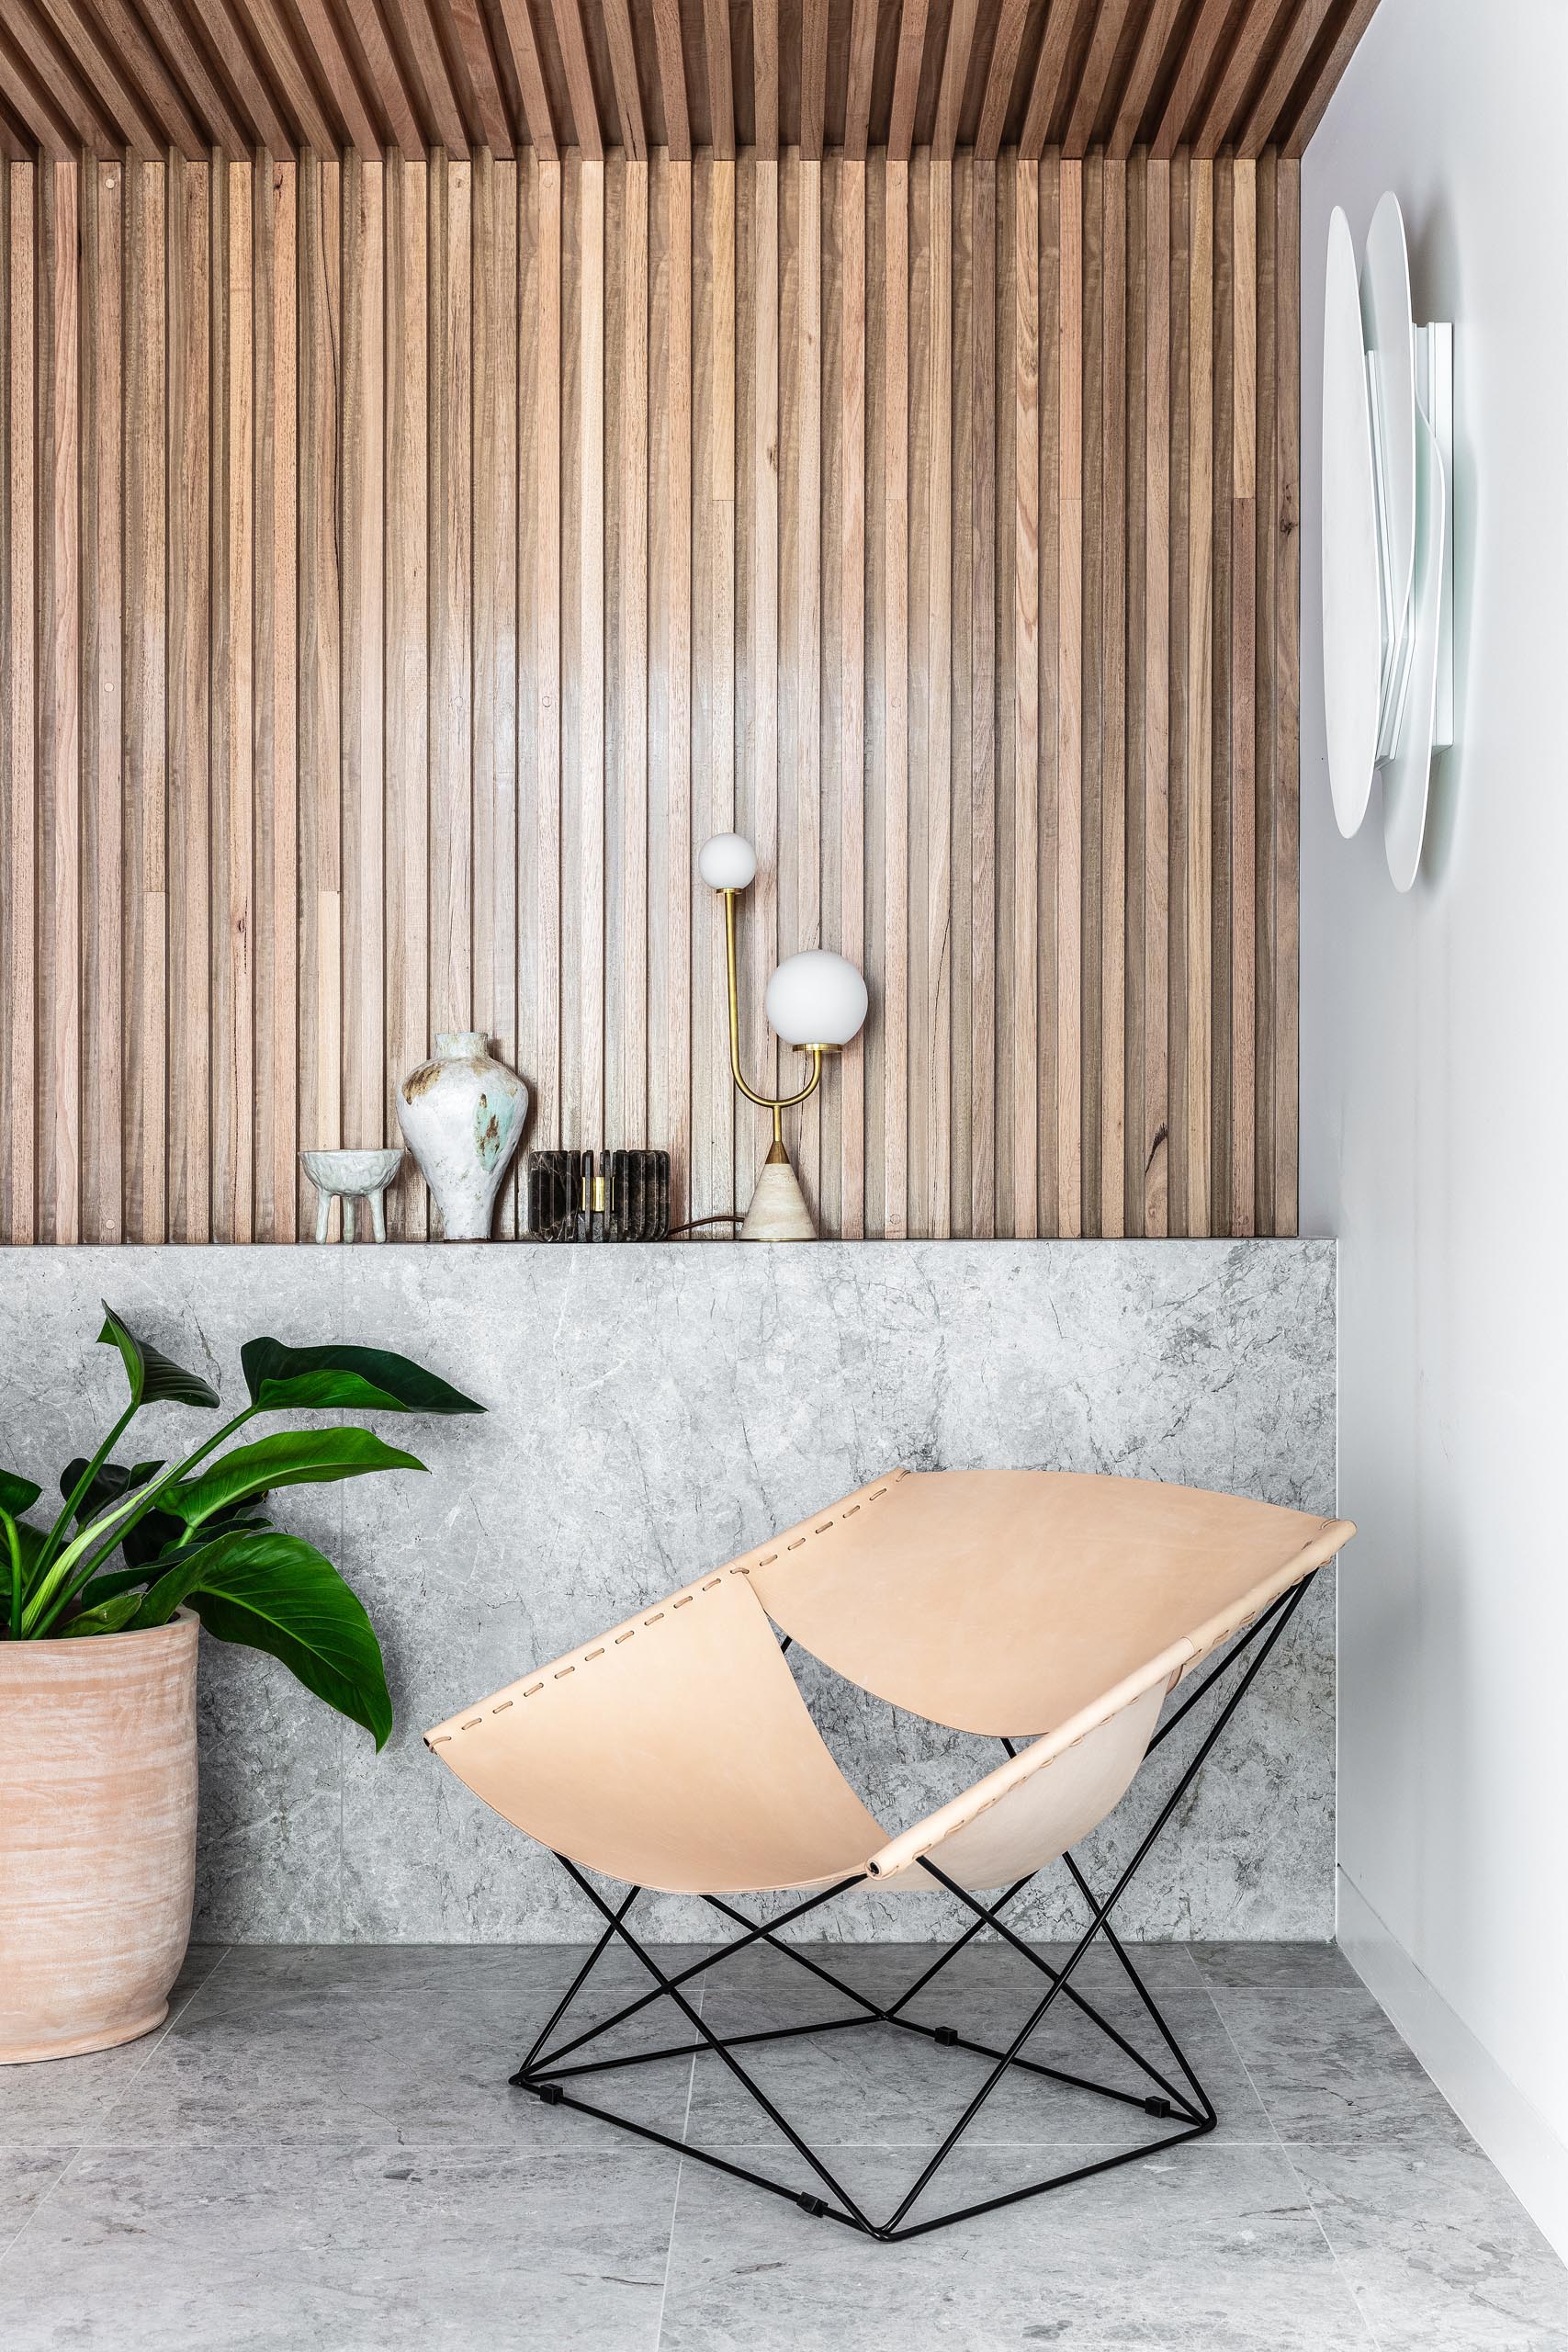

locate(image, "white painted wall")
[[1302, 0, 1568, 2254]]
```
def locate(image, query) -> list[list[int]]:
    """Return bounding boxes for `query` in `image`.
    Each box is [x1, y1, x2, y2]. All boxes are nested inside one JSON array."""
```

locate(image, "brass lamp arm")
[[723, 889, 824, 1146]]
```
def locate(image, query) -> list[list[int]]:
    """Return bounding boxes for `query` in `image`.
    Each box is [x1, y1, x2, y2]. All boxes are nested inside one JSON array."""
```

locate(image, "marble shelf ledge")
[[0, 1238, 1336, 1946]]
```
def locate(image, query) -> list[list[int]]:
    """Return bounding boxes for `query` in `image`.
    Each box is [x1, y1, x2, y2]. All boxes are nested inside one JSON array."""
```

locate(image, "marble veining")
[[0, 1240, 1336, 1942]]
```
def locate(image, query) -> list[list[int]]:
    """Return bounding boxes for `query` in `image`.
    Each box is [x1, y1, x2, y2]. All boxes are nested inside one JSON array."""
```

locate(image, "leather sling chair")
[[427, 1467, 1352, 2243]]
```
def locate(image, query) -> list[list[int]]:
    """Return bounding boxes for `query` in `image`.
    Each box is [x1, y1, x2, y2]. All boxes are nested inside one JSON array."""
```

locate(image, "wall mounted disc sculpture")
[[1321, 193, 1454, 890]]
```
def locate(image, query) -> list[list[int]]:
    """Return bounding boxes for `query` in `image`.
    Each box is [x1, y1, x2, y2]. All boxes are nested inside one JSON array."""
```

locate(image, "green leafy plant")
[[0, 1306, 484, 1747]]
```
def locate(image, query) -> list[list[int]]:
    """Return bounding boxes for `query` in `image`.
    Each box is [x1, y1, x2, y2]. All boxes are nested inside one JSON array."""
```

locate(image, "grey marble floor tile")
[[1288, 2136, 1568, 2350], [0, 2151, 76, 2259], [106, 1942, 702, 2152], [1190, 1941, 1360, 1992], [1219, 1987, 1473, 2146], [686, 1976, 1269, 2151], [657, 2140, 1375, 2350], [0, 2141, 673, 2352], [0, 1944, 230, 2147]]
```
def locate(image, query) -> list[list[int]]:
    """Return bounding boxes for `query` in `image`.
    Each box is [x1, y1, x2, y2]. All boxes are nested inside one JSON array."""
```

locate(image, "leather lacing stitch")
[[427, 1467, 910, 1744]]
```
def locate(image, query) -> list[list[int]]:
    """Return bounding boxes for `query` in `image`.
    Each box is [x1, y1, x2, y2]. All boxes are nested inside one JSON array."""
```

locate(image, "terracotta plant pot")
[[0, 1613, 198, 2064]]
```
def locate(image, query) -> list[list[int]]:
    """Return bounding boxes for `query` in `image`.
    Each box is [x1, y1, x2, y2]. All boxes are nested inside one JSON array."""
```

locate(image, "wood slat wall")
[[0, 149, 1299, 1244]]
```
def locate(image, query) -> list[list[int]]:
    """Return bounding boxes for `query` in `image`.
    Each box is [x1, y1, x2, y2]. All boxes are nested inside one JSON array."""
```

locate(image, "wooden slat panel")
[[967, 157, 997, 1238], [822, 154, 865, 1238], [447, 0, 513, 154], [603, 0, 646, 159], [919, 158, 952, 1236], [649, 0, 689, 161], [519, 154, 563, 1170], [562, 160, 605, 1148], [167, 156, 210, 1243], [472, 152, 518, 1223], [296, 155, 341, 1230], [1254, 146, 1278, 1231], [1099, 157, 1126, 1237], [1141, 156, 1170, 1238], [1182, 159, 1213, 1238], [779, 153, 822, 1213], [887, 0, 929, 164], [81, 159, 122, 1240], [976, 0, 1029, 161], [606, 157, 649, 1151], [212, 158, 254, 1241], [1021, 0, 1077, 159], [648, 155, 693, 1216], [737, 156, 779, 1217], [385, 154, 428, 1237], [702, 0, 735, 162], [934, 0, 978, 163], [399, 0, 470, 153], [342, 0, 425, 155], [1009, 156, 1039, 1238], [429, 153, 473, 1060], [37, 161, 79, 1243], [6, 0, 1372, 163], [1153, 0, 1233, 159], [842, 0, 876, 161], [1110, 0, 1183, 159], [690, 153, 736, 1219], [1273, 157, 1300, 1232], [1229, 159, 1258, 1235], [254, 155, 297, 1240], [753, 0, 780, 157], [294, 0, 384, 158], [33, 0, 163, 157], [1034, 154, 1060, 1238], [1055, 157, 1083, 1238], [1066, 0, 1134, 158], [1242, 0, 1337, 157], [7, 149, 1301, 1251], [2, 164, 37, 1243], [877, 158, 909, 1238], [800, 0, 828, 162], [1210, 160, 1233, 1233], [342, 153, 386, 1164]]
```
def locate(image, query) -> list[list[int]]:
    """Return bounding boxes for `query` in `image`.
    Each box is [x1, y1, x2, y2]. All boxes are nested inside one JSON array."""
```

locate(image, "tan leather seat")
[[426, 1468, 1352, 1896]]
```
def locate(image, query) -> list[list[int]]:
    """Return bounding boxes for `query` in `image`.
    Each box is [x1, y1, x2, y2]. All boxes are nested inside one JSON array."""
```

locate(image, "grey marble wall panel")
[[0, 1241, 1337, 1941]]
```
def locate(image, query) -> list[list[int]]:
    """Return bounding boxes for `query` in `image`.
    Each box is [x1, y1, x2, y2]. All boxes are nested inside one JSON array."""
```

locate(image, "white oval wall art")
[[1321, 194, 1453, 888], [1382, 400, 1445, 891], [1322, 205, 1382, 838], [1361, 188, 1418, 738]]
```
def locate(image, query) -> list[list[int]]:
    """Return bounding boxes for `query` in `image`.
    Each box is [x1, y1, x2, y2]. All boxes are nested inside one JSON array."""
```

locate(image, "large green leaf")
[[240, 1338, 483, 1418], [0, 1469, 42, 1517], [98, 1305, 220, 1411], [62, 1590, 145, 1637], [163, 1428, 425, 1528], [134, 1527, 392, 1747], [61, 1457, 184, 1567]]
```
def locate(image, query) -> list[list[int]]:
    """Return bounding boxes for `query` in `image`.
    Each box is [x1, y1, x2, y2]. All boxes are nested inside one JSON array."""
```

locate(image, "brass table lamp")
[[698, 833, 868, 1240]]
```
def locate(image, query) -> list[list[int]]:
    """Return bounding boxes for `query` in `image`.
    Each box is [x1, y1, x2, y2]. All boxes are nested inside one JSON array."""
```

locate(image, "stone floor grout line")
[[1207, 1983, 1387, 2351], [65, 1944, 238, 2146], [0, 2148, 85, 2274], [654, 1977, 703, 2352]]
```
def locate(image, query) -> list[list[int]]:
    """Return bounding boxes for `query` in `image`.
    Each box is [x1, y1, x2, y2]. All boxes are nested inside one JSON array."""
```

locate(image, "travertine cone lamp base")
[[739, 1146, 816, 1241]]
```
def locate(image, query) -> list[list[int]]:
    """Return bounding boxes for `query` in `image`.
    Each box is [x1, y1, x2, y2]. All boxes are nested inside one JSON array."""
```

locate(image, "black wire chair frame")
[[510, 1573, 1314, 2243]]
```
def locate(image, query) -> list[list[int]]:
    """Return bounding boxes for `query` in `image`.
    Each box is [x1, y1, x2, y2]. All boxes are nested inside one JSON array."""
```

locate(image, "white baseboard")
[[1337, 1868, 1568, 2263]]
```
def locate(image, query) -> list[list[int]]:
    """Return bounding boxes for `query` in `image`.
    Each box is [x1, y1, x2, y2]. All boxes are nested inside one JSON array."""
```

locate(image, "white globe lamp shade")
[[764, 950, 868, 1048], [697, 832, 758, 891]]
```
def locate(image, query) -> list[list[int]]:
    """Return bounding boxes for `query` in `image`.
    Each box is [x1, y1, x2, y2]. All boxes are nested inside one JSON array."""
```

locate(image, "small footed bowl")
[[300, 1148, 404, 1196]]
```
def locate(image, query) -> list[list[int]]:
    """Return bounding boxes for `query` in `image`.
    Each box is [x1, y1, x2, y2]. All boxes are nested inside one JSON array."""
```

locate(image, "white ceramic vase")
[[396, 1032, 528, 1241]]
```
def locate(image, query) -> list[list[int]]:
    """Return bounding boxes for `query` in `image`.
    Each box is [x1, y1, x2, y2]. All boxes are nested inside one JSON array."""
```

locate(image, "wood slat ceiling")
[[1, 0, 1378, 163]]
